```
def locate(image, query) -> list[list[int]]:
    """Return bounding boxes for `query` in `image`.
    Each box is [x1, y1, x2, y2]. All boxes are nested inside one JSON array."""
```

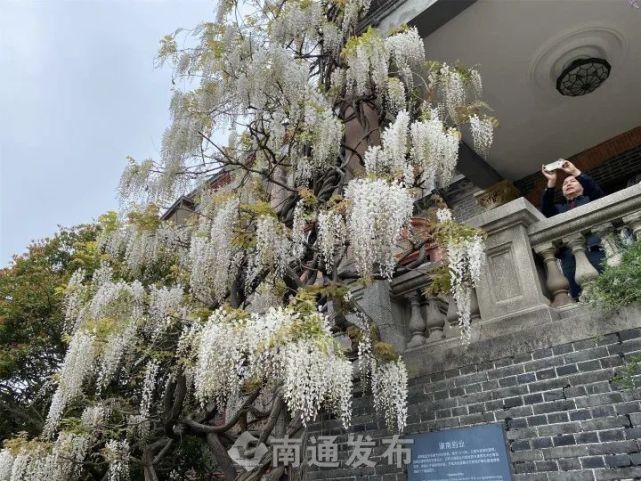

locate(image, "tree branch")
[[258, 395, 283, 445], [207, 432, 238, 481]]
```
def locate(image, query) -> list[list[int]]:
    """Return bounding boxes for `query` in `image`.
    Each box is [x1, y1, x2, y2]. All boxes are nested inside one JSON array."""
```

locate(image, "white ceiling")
[[419, 0, 641, 180]]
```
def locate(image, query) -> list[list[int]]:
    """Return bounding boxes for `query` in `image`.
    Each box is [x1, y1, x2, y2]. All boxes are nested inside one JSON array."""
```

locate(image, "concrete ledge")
[[403, 303, 641, 378]]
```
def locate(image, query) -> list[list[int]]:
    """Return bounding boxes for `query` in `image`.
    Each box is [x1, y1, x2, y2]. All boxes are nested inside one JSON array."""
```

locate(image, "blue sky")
[[0, 0, 214, 265]]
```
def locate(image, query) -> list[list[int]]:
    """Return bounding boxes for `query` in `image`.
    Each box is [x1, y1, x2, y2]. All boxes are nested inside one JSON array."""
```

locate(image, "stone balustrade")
[[352, 184, 641, 354], [389, 262, 481, 349], [528, 183, 641, 307], [465, 182, 641, 336]]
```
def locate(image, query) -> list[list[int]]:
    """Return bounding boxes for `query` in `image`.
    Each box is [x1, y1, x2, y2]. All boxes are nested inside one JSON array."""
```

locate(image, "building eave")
[[364, 0, 478, 37]]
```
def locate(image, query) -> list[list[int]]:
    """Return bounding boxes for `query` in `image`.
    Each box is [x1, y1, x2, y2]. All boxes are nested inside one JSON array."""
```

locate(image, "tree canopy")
[[0, 1, 493, 480], [0, 224, 100, 440]]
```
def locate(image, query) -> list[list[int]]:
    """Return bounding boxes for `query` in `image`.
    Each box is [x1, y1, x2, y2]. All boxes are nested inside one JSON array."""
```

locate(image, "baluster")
[[424, 296, 445, 343], [564, 233, 599, 286], [533, 243, 572, 307], [623, 213, 641, 241], [406, 291, 426, 348], [445, 295, 459, 338], [592, 223, 622, 267]]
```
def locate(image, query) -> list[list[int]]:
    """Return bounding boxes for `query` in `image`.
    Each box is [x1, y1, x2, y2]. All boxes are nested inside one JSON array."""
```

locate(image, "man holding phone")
[[540, 159, 605, 299]]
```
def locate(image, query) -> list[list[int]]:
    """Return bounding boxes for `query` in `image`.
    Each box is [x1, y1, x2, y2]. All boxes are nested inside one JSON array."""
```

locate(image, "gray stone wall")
[[306, 323, 641, 481]]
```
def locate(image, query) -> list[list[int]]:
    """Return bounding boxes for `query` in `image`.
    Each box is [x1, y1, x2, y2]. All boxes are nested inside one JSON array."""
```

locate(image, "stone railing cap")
[[529, 183, 641, 246], [390, 261, 442, 297], [466, 197, 545, 233]]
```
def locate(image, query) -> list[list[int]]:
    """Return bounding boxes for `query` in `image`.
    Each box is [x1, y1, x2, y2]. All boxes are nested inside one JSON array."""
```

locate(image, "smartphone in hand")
[[543, 159, 565, 172]]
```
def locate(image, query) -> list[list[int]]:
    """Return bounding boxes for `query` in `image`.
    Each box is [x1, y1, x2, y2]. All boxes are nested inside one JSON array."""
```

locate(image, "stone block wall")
[[306, 325, 641, 481]]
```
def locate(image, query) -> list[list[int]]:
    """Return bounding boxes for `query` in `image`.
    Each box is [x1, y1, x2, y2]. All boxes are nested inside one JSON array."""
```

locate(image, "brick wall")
[[444, 177, 484, 221], [306, 327, 641, 481]]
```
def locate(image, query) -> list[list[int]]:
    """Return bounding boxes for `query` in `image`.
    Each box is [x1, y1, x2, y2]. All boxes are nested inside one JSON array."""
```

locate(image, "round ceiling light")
[[556, 57, 611, 97]]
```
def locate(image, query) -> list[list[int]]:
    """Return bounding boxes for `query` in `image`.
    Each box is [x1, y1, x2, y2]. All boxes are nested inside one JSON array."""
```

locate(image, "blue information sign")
[[409, 424, 513, 481]]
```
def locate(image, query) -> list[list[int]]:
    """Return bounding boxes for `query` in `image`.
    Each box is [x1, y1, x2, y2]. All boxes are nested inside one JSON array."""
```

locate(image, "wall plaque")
[[409, 424, 513, 481]]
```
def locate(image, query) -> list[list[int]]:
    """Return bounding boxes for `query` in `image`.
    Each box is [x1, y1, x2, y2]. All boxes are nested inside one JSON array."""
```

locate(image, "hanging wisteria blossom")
[[291, 201, 307, 261], [344, 30, 388, 96], [385, 77, 406, 115], [371, 359, 408, 432], [436, 208, 486, 344], [317, 210, 346, 269], [189, 197, 241, 304], [469, 114, 494, 159], [194, 309, 247, 407], [344, 179, 414, 278], [410, 113, 460, 188], [469, 69, 483, 97], [282, 339, 353, 428], [377, 110, 411, 182], [441, 66, 466, 122], [257, 216, 293, 278], [0, 449, 13, 481], [385, 27, 425, 88], [147, 285, 184, 340], [44, 331, 97, 437], [105, 440, 130, 481]]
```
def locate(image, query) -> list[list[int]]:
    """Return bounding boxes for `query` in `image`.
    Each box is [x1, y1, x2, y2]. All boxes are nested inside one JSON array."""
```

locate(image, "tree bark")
[[142, 449, 159, 481], [207, 432, 238, 481]]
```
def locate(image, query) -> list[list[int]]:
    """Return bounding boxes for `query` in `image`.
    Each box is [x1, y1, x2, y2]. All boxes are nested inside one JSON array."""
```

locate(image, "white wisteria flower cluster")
[[469, 114, 494, 159], [81, 403, 111, 430], [363, 109, 460, 189], [385, 77, 406, 114], [0, 433, 89, 481], [291, 201, 308, 260], [370, 110, 410, 181], [105, 440, 130, 481], [147, 285, 184, 340], [282, 339, 353, 428], [344, 27, 424, 98], [342, 0, 371, 30], [303, 102, 344, 172], [344, 178, 414, 278], [384, 27, 425, 87], [317, 210, 346, 269], [253, 215, 295, 279], [371, 359, 408, 432], [440, 65, 467, 122], [139, 360, 160, 422], [0, 450, 14, 481], [100, 222, 188, 274], [44, 331, 96, 437], [193, 309, 248, 407], [410, 112, 461, 188], [191, 307, 355, 427], [438, 208, 485, 344], [63, 268, 87, 333], [45, 272, 189, 440], [189, 197, 242, 304]]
